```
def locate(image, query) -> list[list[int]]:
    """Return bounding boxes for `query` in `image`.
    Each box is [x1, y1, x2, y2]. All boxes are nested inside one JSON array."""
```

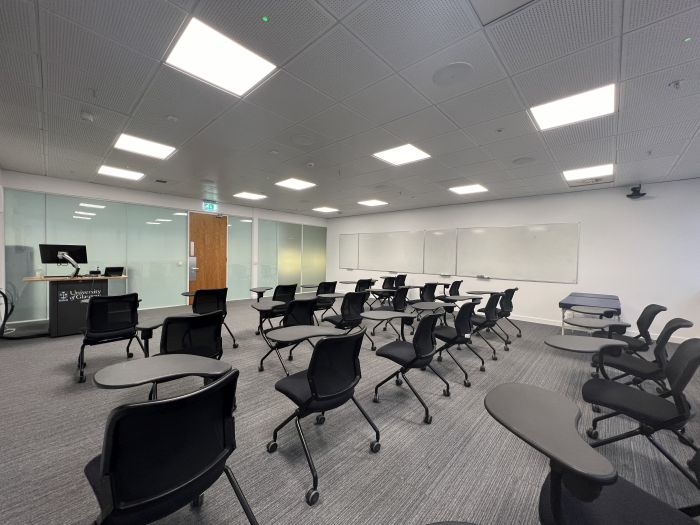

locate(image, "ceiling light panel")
[[79, 203, 106, 209], [358, 199, 388, 206], [562, 163, 614, 181], [449, 184, 488, 195], [98, 165, 145, 181], [530, 84, 615, 131], [234, 192, 267, 200], [166, 18, 276, 97], [313, 207, 339, 213], [275, 178, 316, 190], [114, 133, 176, 159], [373, 144, 431, 166]]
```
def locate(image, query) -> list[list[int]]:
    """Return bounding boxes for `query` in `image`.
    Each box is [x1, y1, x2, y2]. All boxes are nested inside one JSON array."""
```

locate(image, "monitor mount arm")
[[57, 251, 80, 277]]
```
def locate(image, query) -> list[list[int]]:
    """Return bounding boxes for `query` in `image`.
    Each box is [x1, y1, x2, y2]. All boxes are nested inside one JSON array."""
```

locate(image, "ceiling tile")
[[619, 94, 700, 133], [622, 7, 700, 80], [44, 113, 116, 157], [39, 0, 186, 59], [315, 0, 365, 18], [623, 0, 700, 31], [400, 31, 507, 104], [437, 147, 493, 168], [305, 127, 399, 168], [1, 0, 38, 52], [0, 79, 41, 110], [285, 25, 391, 100], [512, 38, 619, 107], [487, 0, 622, 74], [337, 156, 389, 177], [469, 0, 537, 25], [44, 91, 129, 133], [415, 130, 476, 156], [300, 104, 374, 141], [0, 100, 42, 128], [0, 122, 43, 173], [616, 155, 679, 184], [343, 75, 430, 125], [549, 136, 616, 169], [382, 106, 457, 143], [272, 124, 334, 153], [195, 0, 335, 64], [45, 148, 102, 179], [0, 45, 41, 86], [438, 79, 524, 128], [345, 0, 481, 69], [617, 140, 688, 163], [541, 114, 617, 146], [616, 120, 698, 150], [481, 132, 550, 164], [463, 111, 536, 145], [246, 70, 335, 122]]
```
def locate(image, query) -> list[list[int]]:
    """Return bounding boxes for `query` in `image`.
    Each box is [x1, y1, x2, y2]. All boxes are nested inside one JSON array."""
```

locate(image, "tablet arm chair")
[[394, 274, 407, 288], [481, 382, 696, 525], [496, 287, 522, 338], [255, 284, 297, 335], [592, 303, 667, 354], [314, 281, 338, 322], [84, 369, 258, 525], [436, 280, 462, 301], [434, 299, 483, 386], [471, 293, 507, 358], [371, 277, 396, 308], [266, 330, 380, 506], [408, 282, 438, 307], [259, 298, 317, 375], [583, 338, 700, 490], [373, 314, 450, 424], [192, 288, 237, 348], [323, 292, 365, 330], [78, 294, 144, 383]]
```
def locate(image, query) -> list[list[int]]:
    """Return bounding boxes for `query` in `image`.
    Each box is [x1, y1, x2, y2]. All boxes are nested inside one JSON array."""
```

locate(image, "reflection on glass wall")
[[302, 225, 327, 287], [278, 222, 302, 290], [257, 219, 278, 289], [228, 217, 252, 300]]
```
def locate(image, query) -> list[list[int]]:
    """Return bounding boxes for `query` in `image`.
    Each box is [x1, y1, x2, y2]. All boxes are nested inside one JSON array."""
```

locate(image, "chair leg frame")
[[505, 316, 523, 337], [223, 465, 259, 525], [475, 330, 498, 360], [223, 321, 238, 348], [351, 395, 380, 444], [441, 346, 471, 386], [259, 342, 290, 376]]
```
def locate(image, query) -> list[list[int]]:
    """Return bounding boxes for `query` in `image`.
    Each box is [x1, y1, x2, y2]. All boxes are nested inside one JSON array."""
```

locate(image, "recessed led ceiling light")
[[240, 219, 253, 223], [275, 178, 316, 190], [74, 211, 96, 216], [313, 207, 339, 213], [145, 222, 161, 225], [358, 199, 388, 207], [155, 218, 172, 222], [166, 18, 276, 97], [530, 84, 615, 131], [114, 133, 176, 159], [79, 203, 105, 209], [98, 165, 145, 181], [73, 215, 91, 220], [173, 212, 188, 216], [373, 144, 431, 166], [562, 163, 614, 181], [449, 184, 488, 195], [234, 192, 267, 200]]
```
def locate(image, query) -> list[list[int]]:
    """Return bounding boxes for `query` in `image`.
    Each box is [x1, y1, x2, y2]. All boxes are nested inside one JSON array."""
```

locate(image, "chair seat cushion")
[[581, 379, 680, 427], [84, 327, 136, 344], [616, 334, 649, 352], [275, 371, 352, 412], [376, 340, 417, 367], [85, 454, 111, 511], [324, 315, 342, 326], [599, 353, 662, 379], [434, 325, 470, 343], [539, 472, 695, 525]]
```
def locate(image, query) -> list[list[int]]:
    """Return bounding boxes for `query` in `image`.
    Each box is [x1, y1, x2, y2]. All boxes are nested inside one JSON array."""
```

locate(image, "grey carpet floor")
[[1, 299, 698, 525]]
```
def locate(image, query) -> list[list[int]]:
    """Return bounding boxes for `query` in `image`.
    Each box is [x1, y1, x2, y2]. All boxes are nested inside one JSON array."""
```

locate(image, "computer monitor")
[[103, 266, 124, 277], [39, 244, 88, 264]]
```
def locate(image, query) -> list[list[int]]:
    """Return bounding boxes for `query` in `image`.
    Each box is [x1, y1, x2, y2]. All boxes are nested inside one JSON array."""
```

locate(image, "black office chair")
[[367, 286, 414, 335], [84, 369, 258, 524], [394, 274, 407, 288], [192, 288, 238, 348], [259, 298, 317, 374], [583, 338, 700, 489], [592, 303, 667, 355], [436, 280, 462, 301], [373, 314, 449, 424], [371, 276, 395, 307], [314, 281, 338, 322], [496, 287, 522, 338], [159, 311, 224, 359], [266, 330, 380, 506], [471, 293, 507, 359], [323, 292, 365, 330], [434, 299, 484, 386], [256, 283, 297, 335], [354, 279, 373, 292], [408, 282, 438, 307], [77, 294, 144, 383]]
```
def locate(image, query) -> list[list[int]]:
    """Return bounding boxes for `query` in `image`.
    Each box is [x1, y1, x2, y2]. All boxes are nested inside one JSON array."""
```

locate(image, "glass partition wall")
[[228, 217, 253, 300]]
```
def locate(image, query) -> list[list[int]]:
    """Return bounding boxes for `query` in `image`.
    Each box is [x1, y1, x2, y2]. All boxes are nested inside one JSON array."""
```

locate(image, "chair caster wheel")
[[421, 366, 427, 371], [127, 352, 134, 358], [464, 380, 471, 387], [590, 372, 599, 378], [266, 441, 278, 453], [656, 387, 665, 394], [492, 355, 498, 361], [480, 365, 486, 372], [395, 378, 403, 386], [586, 428, 599, 439], [504, 346, 509, 351], [592, 405, 601, 413], [258, 365, 264, 372], [78, 375, 86, 383], [443, 388, 450, 397], [517, 333, 522, 338], [437, 355, 442, 362], [371, 346, 376, 351], [315, 415, 325, 425], [191, 494, 204, 508], [383, 327, 387, 331], [370, 441, 381, 453], [288, 355, 293, 361], [305, 489, 319, 506], [423, 415, 433, 424], [255, 330, 260, 335], [373, 395, 379, 403], [233, 343, 239, 349]]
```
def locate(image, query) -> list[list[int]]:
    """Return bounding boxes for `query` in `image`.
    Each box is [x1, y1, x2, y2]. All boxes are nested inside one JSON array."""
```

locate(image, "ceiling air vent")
[[155, 179, 168, 184]]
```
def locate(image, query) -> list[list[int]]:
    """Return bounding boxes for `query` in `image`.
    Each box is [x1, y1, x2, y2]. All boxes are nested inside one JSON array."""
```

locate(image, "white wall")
[[326, 179, 700, 341]]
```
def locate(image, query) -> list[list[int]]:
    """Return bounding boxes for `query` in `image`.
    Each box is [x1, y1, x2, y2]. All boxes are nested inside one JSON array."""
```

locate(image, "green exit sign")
[[202, 201, 217, 212]]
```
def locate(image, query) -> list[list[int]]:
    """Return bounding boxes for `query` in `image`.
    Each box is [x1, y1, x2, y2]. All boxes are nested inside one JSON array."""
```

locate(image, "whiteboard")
[[424, 229, 456, 275], [339, 233, 358, 269], [456, 223, 579, 283], [358, 231, 424, 273]]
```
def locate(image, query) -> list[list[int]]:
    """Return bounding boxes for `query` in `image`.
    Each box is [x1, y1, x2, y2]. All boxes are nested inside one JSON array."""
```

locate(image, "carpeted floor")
[[1, 298, 698, 524]]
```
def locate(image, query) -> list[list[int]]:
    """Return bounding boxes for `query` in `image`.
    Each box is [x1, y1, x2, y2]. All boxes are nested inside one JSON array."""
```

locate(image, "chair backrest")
[[355, 279, 372, 292], [0, 289, 15, 335], [282, 298, 317, 327], [636, 304, 667, 344], [159, 311, 224, 359], [307, 330, 365, 401], [482, 294, 501, 322], [454, 299, 481, 336], [665, 339, 700, 417], [97, 370, 239, 521], [272, 284, 297, 303], [413, 314, 440, 359], [653, 318, 694, 368], [340, 292, 365, 323], [421, 282, 438, 302], [393, 287, 410, 312], [499, 287, 518, 314], [448, 280, 462, 296], [192, 288, 228, 316], [86, 293, 139, 335], [394, 274, 407, 287], [381, 277, 396, 289], [316, 281, 337, 295]]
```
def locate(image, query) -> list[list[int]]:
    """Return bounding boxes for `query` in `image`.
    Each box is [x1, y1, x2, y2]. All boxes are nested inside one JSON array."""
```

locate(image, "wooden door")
[[188, 212, 227, 302]]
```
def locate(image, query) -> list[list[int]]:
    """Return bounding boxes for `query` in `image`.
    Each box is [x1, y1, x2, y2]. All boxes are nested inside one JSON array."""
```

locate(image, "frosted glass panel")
[[278, 222, 302, 290], [125, 204, 188, 308], [4, 189, 46, 321], [302, 225, 326, 286], [258, 219, 278, 289], [228, 217, 252, 300]]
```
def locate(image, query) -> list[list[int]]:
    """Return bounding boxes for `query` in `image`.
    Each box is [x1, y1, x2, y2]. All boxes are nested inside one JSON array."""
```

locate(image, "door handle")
[[192, 267, 199, 270]]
